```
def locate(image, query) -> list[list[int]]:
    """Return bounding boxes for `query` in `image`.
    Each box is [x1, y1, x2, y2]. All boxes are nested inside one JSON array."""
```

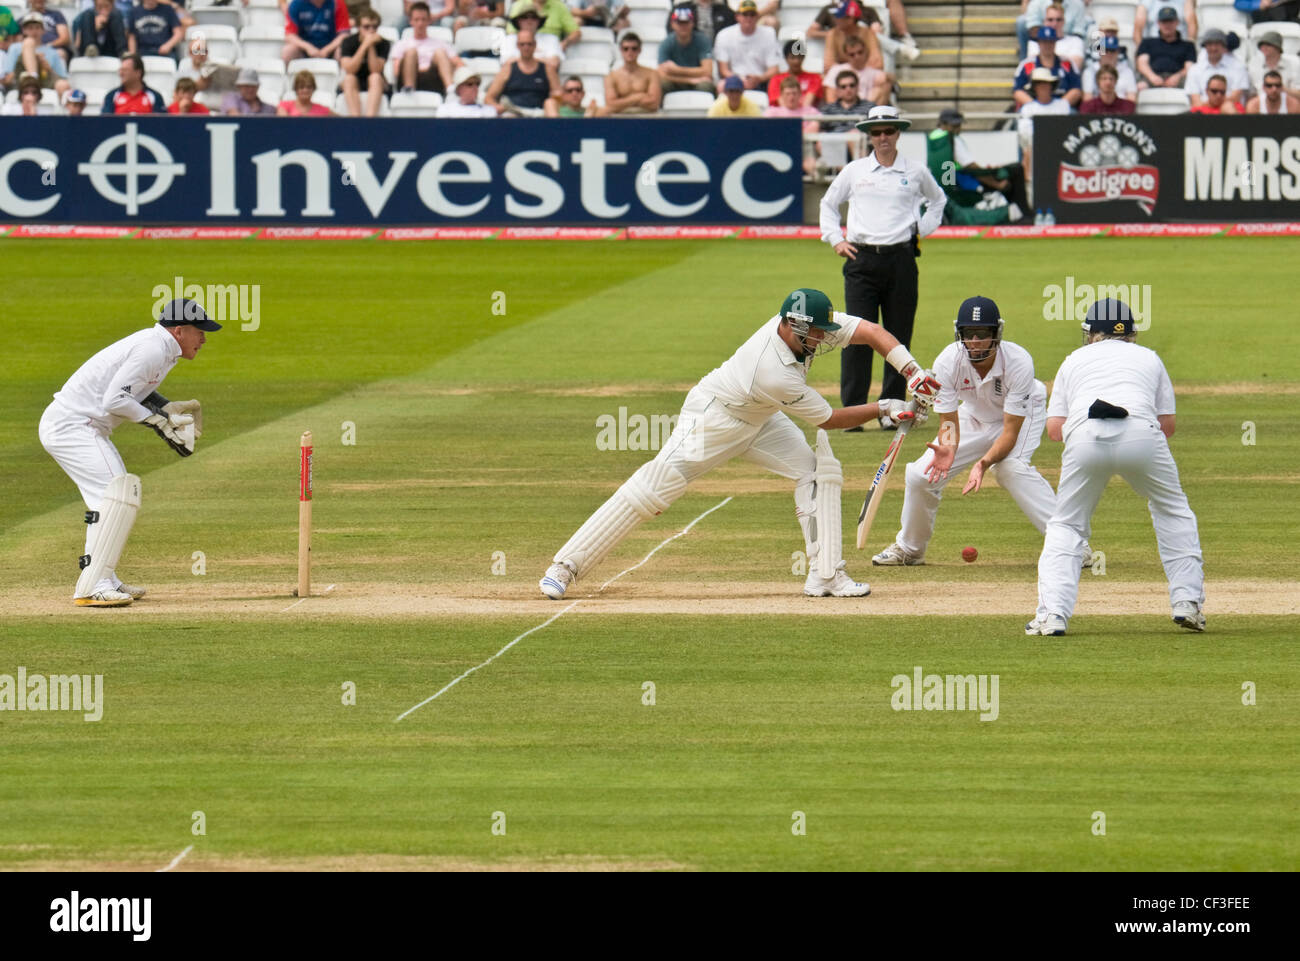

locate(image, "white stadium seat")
[[562, 57, 613, 77], [242, 7, 288, 32], [141, 56, 178, 84], [389, 90, 442, 116], [1196, 7, 1250, 37], [1135, 87, 1190, 113], [68, 56, 124, 94], [455, 25, 505, 57], [743, 89, 768, 109], [236, 56, 287, 92], [661, 89, 713, 115], [240, 25, 287, 62], [568, 40, 616, 67], [190, 4, 244, 32], [295, 57, 342, 93], [623, 20, 666, 44]]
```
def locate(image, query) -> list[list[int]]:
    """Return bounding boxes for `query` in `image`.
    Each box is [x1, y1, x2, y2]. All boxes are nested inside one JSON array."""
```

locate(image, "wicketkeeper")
[[539, 288, 941, 601], [38, 299, 219, 607]]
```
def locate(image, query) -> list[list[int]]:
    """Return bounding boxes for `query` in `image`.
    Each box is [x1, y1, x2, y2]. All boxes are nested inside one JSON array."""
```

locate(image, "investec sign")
[[0, 118, 802, 225], [1034, 114, 1300, 223]]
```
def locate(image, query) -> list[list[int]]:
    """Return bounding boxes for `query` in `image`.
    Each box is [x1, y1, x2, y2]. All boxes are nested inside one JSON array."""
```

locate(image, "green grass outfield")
[[1, 237, 1297, 871]]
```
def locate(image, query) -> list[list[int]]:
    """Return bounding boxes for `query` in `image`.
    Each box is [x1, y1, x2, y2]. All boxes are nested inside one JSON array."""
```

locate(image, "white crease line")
[[395, 497, 732, 722], [156, 845, 194, 873], [279, 583, 336, 613]]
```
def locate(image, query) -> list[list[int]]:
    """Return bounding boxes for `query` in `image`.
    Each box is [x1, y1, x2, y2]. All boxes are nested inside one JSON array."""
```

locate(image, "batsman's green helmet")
[[780, 288, 839, 330]]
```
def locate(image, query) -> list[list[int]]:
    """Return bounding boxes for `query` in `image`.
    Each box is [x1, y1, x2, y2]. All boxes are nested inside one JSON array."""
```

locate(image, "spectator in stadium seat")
[[1012, 25, 1080, 108], [500, 5, 563, 65], [600, 30, 660, 114], [810, 1, 917, 67], [767, 38, 823, 107], [506, 0, 580, 53], [929, 106, 1029, 221], [26, 0, 71, 65], [1246, 68, 1300, 113], [569, 0, 611, 31], [1135, 7, 1195, 91], [2, 13, 69, 95], [167, 75, 210, 113], [663, 0, 732, 44], [659, 6, 714, 94], [73, 0, 127, 59], [177, 40, 241, 95], [1249, 32, 1300, 100], [1, 71, 47, 113], [1018, 0, 1084, 66], [1017, 66, 1071, 170], [453, 0, 507, 32], [0, 6, 19, 53], [766, 75, 819, 175], [1190, 73, 1238, 114], [820, 68, 872, 128], [824, 1, 882, 71], [279, 68, 335, 114], [1080, 63, 1135, 114], [1185, 29, 1248, 109], [437, 64, 498, 115], [338, 7, 390, 116], [222, 67, 278, 114], [556, 73, 597, 115], [64, 87, 87, 114], [485, 29, 559, 115], [1133, 0, 1196, 48], [101, 53, 165, 112], [713, 0, 781, 94], [127, 0, 183, 63], [708, 72, 761, 114], [824, 34, 889, 105], [1082, 36, 1136, 100], [391, 2, 458, 95], [283, 0, 352, 65]]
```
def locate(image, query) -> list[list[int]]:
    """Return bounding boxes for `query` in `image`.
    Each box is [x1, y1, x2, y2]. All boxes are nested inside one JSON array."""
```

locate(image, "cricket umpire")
[[819, 105, 946, 425], [38, 299, 218, 607], [1027, 299, 1205, 637]]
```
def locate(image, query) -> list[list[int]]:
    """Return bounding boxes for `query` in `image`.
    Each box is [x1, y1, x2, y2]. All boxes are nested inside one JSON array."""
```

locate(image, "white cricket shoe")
[[872, 543, 924, 566], [1025, 613, 1068, 636], [805, 561, 870, 597], [115, 580, 146, 600], [74, 588, 133, 608], [539, 562, 575, 600], [1172, 600, 1206, 632]]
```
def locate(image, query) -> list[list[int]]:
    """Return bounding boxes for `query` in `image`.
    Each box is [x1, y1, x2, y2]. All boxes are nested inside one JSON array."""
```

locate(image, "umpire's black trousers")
[[840, 243, 919, 406]]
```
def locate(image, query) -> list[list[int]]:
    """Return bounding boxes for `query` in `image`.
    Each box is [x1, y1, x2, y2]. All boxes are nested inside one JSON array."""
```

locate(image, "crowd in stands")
[[0, 0, 921, 118]]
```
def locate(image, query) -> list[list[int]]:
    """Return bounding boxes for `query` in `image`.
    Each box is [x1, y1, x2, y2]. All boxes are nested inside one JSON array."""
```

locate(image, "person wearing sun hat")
[[1248, 30, 1300, 100], [818, 105, 946, 425]]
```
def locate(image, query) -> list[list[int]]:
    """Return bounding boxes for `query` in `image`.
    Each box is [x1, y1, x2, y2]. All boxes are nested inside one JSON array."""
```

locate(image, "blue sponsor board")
[[0, 118, 803, 225]]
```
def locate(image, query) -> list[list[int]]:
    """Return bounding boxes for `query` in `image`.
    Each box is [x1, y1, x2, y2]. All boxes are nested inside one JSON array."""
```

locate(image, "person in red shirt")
[[278, 68, 334, 115], [167, 76, 209, 113], [767, 37, 823, 106], [1190, 74, 1237, 115], [1080, 64, 1135, 115], [102, 53, 166, 113]]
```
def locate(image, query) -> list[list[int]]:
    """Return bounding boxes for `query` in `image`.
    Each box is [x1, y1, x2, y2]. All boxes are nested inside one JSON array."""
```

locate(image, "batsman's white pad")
[[75, 473, 141, 598], [553, 460, 688, 578], [814, 429, 844, 578]]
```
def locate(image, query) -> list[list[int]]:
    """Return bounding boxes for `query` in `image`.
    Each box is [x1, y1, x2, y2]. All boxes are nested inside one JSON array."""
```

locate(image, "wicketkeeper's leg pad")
[[553, 459, 688, 580], [814, 429, 844, 578], [75, 473, 141, 598]]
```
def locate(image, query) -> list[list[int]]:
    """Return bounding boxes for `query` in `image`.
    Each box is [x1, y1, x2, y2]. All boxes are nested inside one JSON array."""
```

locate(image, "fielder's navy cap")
[[158, 297, 222, 331], [1083, 298, 1134, 335], [955, 295, 1001, 328]]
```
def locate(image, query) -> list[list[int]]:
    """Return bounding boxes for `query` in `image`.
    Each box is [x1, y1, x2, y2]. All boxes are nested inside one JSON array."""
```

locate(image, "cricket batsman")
[[539, 288, 941, 601], [38, 299, 220, 607]]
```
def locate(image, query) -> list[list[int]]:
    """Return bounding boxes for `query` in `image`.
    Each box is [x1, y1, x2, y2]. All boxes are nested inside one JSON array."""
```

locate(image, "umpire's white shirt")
[[696, 313, 862, 426], [819, 153, 947, 247], [931, 339, 1041, 427], [1047, 340, 1175, 441], [52, 325, 181, 432]]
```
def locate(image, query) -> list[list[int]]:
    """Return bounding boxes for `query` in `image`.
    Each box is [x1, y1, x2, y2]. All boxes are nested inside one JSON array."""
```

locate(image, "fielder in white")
[[38, 299, 219, 608], [1027, 298, 1205, 636], [539, 288, 941, 601], [872, 295, 1089, 567]]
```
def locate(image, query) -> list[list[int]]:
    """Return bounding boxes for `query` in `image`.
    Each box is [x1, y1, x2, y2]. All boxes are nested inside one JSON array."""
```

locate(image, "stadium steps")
[[895, 0, 1018, 130]]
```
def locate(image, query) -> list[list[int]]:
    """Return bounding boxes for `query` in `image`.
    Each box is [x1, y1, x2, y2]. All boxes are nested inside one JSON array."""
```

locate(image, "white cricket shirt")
[[695, 312, 862, 426], [51, 324, 182, 431], [819, 152, 947, 247], [932, 339, 1041, 428], [1047, 339, 1176, 442]]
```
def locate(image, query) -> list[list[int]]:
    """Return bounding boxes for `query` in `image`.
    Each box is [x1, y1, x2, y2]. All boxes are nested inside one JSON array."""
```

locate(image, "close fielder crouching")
[[539, 288, 941, 601], [38, 299, 219, 607]]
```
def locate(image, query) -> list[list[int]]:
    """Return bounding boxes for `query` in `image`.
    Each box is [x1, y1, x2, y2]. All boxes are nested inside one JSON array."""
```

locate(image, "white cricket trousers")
[[658, 386, 816, 484], [894, 402, 1056, 556], [1037, 419, 1204, 619], [38, 401, 127, 567]]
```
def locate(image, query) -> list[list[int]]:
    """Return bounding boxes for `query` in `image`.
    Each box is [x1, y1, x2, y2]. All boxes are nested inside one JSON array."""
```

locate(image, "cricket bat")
[[855, 419, 912, 551]]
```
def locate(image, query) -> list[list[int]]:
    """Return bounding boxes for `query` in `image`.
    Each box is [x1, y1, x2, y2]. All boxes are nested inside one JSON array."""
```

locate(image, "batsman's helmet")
[[781, 288, 839, 357], [953, 295, 1003, 362], [1082, 298, 1135, 343]]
